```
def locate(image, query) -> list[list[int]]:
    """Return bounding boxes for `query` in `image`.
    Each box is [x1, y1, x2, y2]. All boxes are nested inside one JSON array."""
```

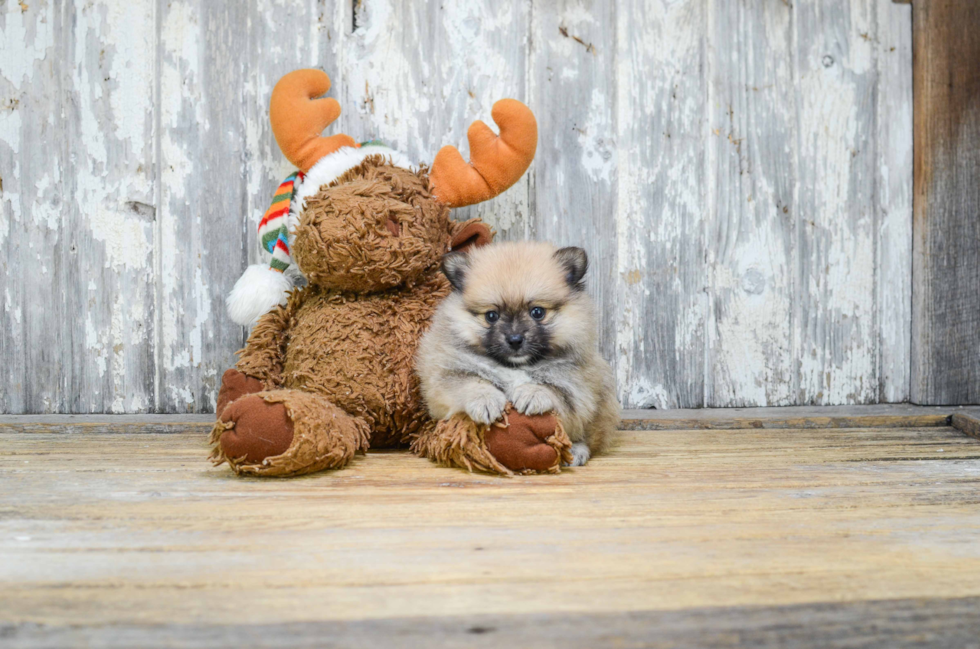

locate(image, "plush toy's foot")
[[412, 405, 572, 476], [486, 410, 572, 472], [215, 368, 266, 417], [215, 394, 295, 463], [209, 389, 371, 477]]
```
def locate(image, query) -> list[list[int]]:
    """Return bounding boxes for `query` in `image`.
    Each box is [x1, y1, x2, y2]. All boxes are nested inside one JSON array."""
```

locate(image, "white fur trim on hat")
[[226, 264, 293, 326]]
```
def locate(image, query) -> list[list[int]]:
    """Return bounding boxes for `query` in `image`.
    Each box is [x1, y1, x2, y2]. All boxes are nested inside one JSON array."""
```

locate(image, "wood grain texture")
[[6, 404, 980, 433], [242, 0, 339, 289], [528, 0, 618, 382], [69, 0, 158, 414], [795, 0, 878, 405], [0, 0, 68, 414], [706, 0, 795, 407], [155, 1, 249, 413], [5, 597, 980, 649], [619, 403, 965, 431], [615, 0, 707, 409], [0, 1, 920, 412], [2, 424, 980, 638], [875, 0, 913, 402], [951, 412, 980, 441], [911, 0, 980, 405], [340, 0, 531, 237]]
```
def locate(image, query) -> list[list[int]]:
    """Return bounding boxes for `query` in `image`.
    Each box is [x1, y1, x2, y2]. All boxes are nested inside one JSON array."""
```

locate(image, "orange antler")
[[429, 99, 538, 208], [269, 69, 357, 173]]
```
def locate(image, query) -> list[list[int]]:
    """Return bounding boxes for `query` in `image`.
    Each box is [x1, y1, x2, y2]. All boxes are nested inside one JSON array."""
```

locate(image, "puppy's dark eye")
[[485, 311, 499, 324], [529, 306, 546, 321]]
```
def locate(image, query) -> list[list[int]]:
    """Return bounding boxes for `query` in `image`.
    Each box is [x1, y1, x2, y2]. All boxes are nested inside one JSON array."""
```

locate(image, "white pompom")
[[226, 264, 293, 326]]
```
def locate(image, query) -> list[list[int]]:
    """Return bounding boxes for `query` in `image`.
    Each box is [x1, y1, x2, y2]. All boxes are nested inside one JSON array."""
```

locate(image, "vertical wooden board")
[[242, 0, 343, 276], [65, 1, 157, 413], [528, 2, 618, 381], [615, 0, 706, 409], [338, 0, 530, 239], [875, 1, 912, 402], [705, 0, 796, 407], [911, 0, 980, 405], [156, 1, 248, 412], [794, 0, 878, 405], [0, 2, 66, 413]]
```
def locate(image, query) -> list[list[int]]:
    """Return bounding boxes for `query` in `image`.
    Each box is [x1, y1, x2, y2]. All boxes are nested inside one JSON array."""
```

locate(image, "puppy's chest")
[[487, 365, 534, 392], [469, 357, 548, 393]]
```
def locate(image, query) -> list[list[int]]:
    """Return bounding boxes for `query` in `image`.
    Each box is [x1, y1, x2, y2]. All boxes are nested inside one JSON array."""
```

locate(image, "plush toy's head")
[[227, 69, 537, 325], [292, 161, 451, 293]]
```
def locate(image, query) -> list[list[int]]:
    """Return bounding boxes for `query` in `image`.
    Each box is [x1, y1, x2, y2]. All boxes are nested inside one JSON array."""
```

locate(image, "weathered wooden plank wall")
[[910, 0, 980, 405], [0, 0, 917, 413]]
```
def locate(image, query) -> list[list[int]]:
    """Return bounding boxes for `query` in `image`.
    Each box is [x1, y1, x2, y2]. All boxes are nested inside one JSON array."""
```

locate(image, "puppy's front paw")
[[510, 383, 556, 416], [565, 442, 591, 467], [464, 390, 507, 425]]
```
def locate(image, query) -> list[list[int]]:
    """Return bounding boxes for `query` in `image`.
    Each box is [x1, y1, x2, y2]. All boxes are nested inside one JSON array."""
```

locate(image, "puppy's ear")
[[553, 247, 588, 288], [441, 251, 471, 291]]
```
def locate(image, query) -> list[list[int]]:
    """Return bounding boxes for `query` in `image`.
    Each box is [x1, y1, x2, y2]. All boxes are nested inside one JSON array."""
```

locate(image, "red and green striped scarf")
[[257, 171, 304, 273]]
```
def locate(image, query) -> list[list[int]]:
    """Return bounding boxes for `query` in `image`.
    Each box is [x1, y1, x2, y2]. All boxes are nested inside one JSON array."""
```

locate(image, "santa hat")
[[226, 143, 413, 326]]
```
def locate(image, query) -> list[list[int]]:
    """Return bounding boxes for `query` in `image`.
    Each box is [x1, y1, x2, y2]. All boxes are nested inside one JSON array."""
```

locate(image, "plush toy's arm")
[[234, 290, 304, 389], [411, 408, 572, 476]]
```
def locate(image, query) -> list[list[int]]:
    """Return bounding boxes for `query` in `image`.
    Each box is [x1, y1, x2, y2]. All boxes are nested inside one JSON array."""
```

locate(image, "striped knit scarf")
[[257, 171, 305, 273]]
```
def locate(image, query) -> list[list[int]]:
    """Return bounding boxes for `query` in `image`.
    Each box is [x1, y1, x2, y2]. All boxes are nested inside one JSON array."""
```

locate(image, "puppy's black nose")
[[506, 334, 525, 350]]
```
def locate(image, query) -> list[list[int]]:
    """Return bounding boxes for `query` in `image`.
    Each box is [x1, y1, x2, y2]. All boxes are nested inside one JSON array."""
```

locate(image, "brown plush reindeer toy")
[[209, 69, 572, 477]]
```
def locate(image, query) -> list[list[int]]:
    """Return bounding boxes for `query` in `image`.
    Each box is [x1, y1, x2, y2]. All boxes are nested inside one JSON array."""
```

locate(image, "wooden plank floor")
[[3, 413, 980, 647]]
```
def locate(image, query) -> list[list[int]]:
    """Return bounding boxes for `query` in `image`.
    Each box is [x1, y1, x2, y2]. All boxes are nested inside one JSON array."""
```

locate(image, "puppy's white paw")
[[566, 443, 591, 467], [510, 383, 556, 416], [464, 390, 507, 425]]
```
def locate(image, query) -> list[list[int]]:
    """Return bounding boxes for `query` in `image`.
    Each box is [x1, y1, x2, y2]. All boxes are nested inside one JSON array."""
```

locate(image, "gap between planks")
[[1, 405, 979, 438]]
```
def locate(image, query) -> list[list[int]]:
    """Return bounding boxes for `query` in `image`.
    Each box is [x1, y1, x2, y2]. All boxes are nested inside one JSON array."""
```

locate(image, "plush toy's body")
[[209, 69, 572, 477], [216, 271, 451, 475]]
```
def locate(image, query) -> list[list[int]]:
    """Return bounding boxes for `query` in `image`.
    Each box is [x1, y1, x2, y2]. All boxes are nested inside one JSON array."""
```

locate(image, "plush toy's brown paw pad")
[[216, 368, 266, 417], [216, 395, 294, 463], [411, 406, 572, 476], [486, 410, 569, 473]]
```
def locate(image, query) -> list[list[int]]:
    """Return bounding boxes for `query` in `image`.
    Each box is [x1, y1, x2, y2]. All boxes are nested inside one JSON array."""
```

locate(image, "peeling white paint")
[[614, 0, 706, 408], [0, 190, 18, 250], [102, 2, 156, 152], [188, 266, 211, 366], [0, 0, 914, 413], [32, 171, 61, 231], [627, 376, 670, 411], [875, 0, 913, 402], [579, 88, 616, 183], [87, 207, 153, 270], [159, 0, 202, 382], [795, 0, 879, 404], [0, 2, 53, 90], [703, 0, 797, 407], [0, 105, 22, 156], [85, 314, 108, 378]]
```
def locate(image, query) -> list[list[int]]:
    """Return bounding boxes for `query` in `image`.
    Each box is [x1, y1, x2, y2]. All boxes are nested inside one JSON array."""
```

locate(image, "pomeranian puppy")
[[416, 241, 620, 466]]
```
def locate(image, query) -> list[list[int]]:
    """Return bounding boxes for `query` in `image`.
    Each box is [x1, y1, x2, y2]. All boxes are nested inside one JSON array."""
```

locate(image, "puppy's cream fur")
[[416, 241, 620, 464]]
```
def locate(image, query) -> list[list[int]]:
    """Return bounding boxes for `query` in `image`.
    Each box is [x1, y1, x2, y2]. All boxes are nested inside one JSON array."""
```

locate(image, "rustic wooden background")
[[0, 0, 920, 413]]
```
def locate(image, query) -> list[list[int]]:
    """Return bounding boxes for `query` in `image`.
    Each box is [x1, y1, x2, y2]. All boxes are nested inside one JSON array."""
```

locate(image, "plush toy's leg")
[[209, 389, 370, 477], [215, 368, 266, 416], [411, 406, 572, 476]]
